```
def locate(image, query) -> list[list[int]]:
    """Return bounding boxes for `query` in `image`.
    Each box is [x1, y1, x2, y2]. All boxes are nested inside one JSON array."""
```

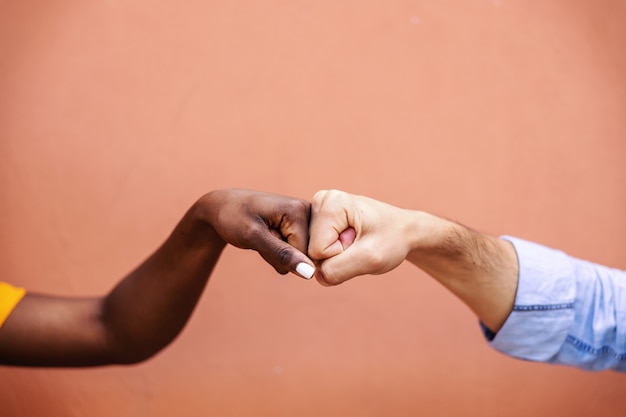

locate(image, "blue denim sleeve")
[[482, 236, 626, 372]]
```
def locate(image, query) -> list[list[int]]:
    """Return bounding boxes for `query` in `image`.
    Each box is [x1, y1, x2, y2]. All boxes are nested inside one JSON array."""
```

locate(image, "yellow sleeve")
[[0, 282, 26, 328]]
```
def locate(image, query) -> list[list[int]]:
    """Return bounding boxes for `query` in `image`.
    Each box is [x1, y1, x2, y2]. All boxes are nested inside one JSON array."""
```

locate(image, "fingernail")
[[296, 262, 315, 279]]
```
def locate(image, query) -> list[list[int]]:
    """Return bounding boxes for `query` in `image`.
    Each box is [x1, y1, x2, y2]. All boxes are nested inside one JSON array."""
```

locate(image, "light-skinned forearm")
[[404, 211, 519, 332]]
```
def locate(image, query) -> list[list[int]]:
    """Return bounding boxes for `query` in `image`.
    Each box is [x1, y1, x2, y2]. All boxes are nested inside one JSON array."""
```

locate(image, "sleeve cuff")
[[483, 236, 577, 362]]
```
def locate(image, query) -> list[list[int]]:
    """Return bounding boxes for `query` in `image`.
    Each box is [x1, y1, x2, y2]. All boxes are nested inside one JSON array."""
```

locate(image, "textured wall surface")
[[1, 1, 625, 416]]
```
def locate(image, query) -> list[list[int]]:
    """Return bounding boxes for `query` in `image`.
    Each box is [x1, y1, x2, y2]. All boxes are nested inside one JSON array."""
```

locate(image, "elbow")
[[103, 325, 181, 365], [99, 301, 184, 365], [108, 338, 175, 365]]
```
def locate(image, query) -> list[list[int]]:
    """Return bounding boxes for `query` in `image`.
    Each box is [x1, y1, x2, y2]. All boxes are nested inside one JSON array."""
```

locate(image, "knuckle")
[[312, 190, 330, 209], [275, 246, 293, 266], [240, 223, 261, 247], [318, 265, 341, 286], [284, 198, 310, 217], [308, 247, 322, 261]]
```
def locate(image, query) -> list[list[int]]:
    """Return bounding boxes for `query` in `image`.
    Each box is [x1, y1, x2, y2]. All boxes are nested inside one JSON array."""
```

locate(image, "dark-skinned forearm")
[[0, 198, 224, 367], [100, 198, 225, 364]]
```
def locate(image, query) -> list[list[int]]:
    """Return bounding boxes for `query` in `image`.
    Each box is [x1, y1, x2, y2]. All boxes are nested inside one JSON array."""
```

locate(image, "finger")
[[314, 270, 332, 287], [309, 190, 351, 260], [338, 227, 356, 250], [314, 240, 378, 285], [310, 226, 355, 262], [253, 229, 316, 279], [278, 199, 311, 257]]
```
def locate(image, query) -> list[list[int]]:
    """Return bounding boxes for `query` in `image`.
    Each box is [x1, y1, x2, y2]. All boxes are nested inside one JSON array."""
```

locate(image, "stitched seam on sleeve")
[[513, 303, 575, 312], [565, 335, 626, 361]]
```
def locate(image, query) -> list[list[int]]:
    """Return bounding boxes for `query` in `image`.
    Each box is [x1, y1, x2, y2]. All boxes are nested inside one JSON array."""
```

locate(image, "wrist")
[[184, 194, 227, 251], [404, 210, 456, 259]]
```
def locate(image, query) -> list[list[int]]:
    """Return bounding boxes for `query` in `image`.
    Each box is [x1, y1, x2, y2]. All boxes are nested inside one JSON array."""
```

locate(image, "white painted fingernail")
[[296, 263, 315, 279]]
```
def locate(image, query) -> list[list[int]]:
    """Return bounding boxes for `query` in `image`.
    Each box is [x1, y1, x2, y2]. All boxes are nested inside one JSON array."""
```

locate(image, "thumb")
[[254, 230, 316, 279], [311, 227, 356, 285], [338, 227, 356, 250], [314, 238, 375, 286], [309, 191, 353, 260], [311, 226, 356, 264]]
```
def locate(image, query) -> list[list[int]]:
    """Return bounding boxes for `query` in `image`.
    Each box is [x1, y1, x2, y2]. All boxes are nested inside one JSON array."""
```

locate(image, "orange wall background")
[[1, 1, 625, 416]]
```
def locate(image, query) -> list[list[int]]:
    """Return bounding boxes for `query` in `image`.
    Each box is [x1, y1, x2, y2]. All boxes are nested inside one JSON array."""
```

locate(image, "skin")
[[308, 189, 519, 333], [0, 189, 315, 367]]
